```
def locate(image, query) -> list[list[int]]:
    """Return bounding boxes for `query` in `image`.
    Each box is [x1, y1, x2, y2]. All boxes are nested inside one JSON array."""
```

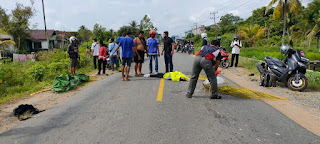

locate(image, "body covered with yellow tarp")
[[163, 71, 189, 81]]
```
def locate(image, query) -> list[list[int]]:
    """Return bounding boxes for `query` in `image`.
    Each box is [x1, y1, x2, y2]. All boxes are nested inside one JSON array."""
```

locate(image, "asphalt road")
[[0, 53, 319, 144]]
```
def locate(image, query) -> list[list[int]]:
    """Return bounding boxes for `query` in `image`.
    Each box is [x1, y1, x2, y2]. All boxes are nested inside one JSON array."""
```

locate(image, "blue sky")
[[1, 0, 312, 37]]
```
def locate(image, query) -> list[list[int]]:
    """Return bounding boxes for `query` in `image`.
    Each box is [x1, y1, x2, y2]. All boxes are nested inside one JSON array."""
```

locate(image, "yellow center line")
[[156, 78, 165, 101]]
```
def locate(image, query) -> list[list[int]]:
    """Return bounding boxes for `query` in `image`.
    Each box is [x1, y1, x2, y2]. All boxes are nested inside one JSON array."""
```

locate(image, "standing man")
[[201, 33, 210, 46], [91, 38, 100, 69], [108, 38, 119, 71], [186, 45, 222, 99], [134, 31, 146, 76], [111, 31, 140, 81], [161, 31, 175, 73], [147, 30, 160, 74], [211, 36, 221, 47], [98, 41, 107, 75], [230, 35, 242, 67], [67, 37, 80, 74]]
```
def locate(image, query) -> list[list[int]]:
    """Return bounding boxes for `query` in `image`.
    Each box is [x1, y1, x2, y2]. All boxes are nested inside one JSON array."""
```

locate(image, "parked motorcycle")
[[219, 47, 230, 69], [257, 45, 309, 91]]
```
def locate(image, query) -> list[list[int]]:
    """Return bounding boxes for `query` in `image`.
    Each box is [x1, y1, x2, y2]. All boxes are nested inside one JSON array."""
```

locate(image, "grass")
[[0, 41, 95, 105]]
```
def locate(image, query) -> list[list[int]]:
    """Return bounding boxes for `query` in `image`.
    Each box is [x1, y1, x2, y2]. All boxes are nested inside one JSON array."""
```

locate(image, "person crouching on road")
[[230, 35, 242, 67], [98, 41, 107, 75], [109, 38, 119, 71], [67, 36, 80, 75], [186, 45, 222, 99]]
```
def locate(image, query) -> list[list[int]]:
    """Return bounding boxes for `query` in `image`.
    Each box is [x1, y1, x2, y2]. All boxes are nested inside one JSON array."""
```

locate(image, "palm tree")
[[129, 20, 138, 28], [0, 29, 15, 50], [266, 0, 301, 45], [238, 24, 266, 46]]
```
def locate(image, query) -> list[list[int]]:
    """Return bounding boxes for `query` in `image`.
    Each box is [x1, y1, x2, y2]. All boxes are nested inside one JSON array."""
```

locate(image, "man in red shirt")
[[98, 41, 107, 75]]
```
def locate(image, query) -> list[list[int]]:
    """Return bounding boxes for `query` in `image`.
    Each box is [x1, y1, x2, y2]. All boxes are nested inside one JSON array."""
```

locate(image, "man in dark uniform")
[[186, 45, 222, 99], [161, 31, 175, 73]]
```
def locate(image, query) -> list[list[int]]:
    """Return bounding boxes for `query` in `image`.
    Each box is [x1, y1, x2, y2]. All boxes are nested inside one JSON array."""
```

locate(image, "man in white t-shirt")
[[91, 38, 100, 69], [230, 35, 242, 67]]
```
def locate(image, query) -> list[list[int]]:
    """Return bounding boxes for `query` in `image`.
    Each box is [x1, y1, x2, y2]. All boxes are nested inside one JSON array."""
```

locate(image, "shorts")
[[134, 50, 145, 63], [70, 58, 78, 67], [122, 57, 132, 67]]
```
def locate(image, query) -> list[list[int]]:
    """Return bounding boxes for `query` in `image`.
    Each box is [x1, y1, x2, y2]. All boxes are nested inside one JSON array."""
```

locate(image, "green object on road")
[[51, 74, 90, 93], [163, 71, 189, 81]]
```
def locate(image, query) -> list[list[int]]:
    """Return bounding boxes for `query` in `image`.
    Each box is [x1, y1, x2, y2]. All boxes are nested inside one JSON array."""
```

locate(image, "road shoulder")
[[220, 67, 320, 136], [0, 69, 115, 134]]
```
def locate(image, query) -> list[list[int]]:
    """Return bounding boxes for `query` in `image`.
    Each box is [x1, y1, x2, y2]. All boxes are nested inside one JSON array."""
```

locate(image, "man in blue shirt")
[[147, 30, 160, 74], [108, 38, 119, 71], [111, 31, 140, 81]]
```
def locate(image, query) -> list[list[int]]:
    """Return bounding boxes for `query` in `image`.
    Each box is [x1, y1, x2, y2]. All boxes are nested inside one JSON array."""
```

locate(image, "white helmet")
[[280, 44, 291, 56], [201, 33, 207, 39], [69, 36, 77, 43]]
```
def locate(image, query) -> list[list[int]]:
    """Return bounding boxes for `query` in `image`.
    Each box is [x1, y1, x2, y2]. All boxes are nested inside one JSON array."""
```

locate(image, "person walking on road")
[[98, 41, 107, 75], [161, 31, 175, 73], [134, 31, 147, 76], [186, 45, 222, 99], [91, 39, 100, 69], [111, 31, 140, 81], [230, 35, 242, 67], [147, 30, 160, 74], [202, 33, 210, 46], [67, 37, 80, 75], [108, 38, 119, 71]]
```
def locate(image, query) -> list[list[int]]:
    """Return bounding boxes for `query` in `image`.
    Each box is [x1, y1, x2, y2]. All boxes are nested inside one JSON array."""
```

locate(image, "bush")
[[27, 64, 48, 81]]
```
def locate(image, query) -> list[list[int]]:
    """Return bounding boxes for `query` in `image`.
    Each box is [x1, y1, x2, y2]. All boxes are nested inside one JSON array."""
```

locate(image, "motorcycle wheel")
[[287, 76, 308, 92], [220, 60, 230, 69]]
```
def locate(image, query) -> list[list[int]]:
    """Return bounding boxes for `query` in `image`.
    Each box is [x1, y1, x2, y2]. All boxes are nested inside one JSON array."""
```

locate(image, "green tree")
[[117, 25, 135, 37], [92, 23, 106, 41], [186, 33, 195, 39], [266, 0, 301, 45], [218, 13, 243, 34], [78, 25, 92, 43], [238, 24, 266, 46], [0, 2, 35, 51], [129, 20, 139, 36], [139, 15, 157, 35]]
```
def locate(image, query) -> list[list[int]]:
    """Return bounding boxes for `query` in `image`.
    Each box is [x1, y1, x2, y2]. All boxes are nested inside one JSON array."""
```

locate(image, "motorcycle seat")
[[265, 57, 286, 68]]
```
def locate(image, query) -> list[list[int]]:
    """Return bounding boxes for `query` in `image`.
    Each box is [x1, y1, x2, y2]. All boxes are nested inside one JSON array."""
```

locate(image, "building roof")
[[27, 30, 55, 40], [55, 31, 78, 41]]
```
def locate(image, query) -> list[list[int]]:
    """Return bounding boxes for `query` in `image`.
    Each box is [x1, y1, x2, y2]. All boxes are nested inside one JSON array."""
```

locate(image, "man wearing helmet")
[[230, 35, 242, 67], [67, 36, 80, 74], [211, 36, 221, 47], [147, 30, 160, 74], [201, 33, 210, 46]]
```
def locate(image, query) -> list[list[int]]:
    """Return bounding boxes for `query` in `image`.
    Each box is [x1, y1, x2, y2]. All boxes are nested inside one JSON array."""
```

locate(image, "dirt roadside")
[[220, 67, 320, 136], [0, 69, 117, 134]]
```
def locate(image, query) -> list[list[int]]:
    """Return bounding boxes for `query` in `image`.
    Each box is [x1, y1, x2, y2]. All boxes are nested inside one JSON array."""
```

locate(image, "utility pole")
[[42, 0, 51, 62], [195, 23, 198, 35], [210, 11, 218, 39]]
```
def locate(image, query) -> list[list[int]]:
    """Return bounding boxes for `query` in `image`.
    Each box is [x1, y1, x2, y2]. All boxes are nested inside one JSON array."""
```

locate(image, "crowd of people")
[[67, 30, 176, 81], [68, 30, 242, 99]]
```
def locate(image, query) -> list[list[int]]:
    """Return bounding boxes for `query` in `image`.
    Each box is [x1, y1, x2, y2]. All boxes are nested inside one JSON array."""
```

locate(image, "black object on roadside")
[[13, 104, 41, 121], [150, 73, 164, 78], [249, 73, 254, 76]]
